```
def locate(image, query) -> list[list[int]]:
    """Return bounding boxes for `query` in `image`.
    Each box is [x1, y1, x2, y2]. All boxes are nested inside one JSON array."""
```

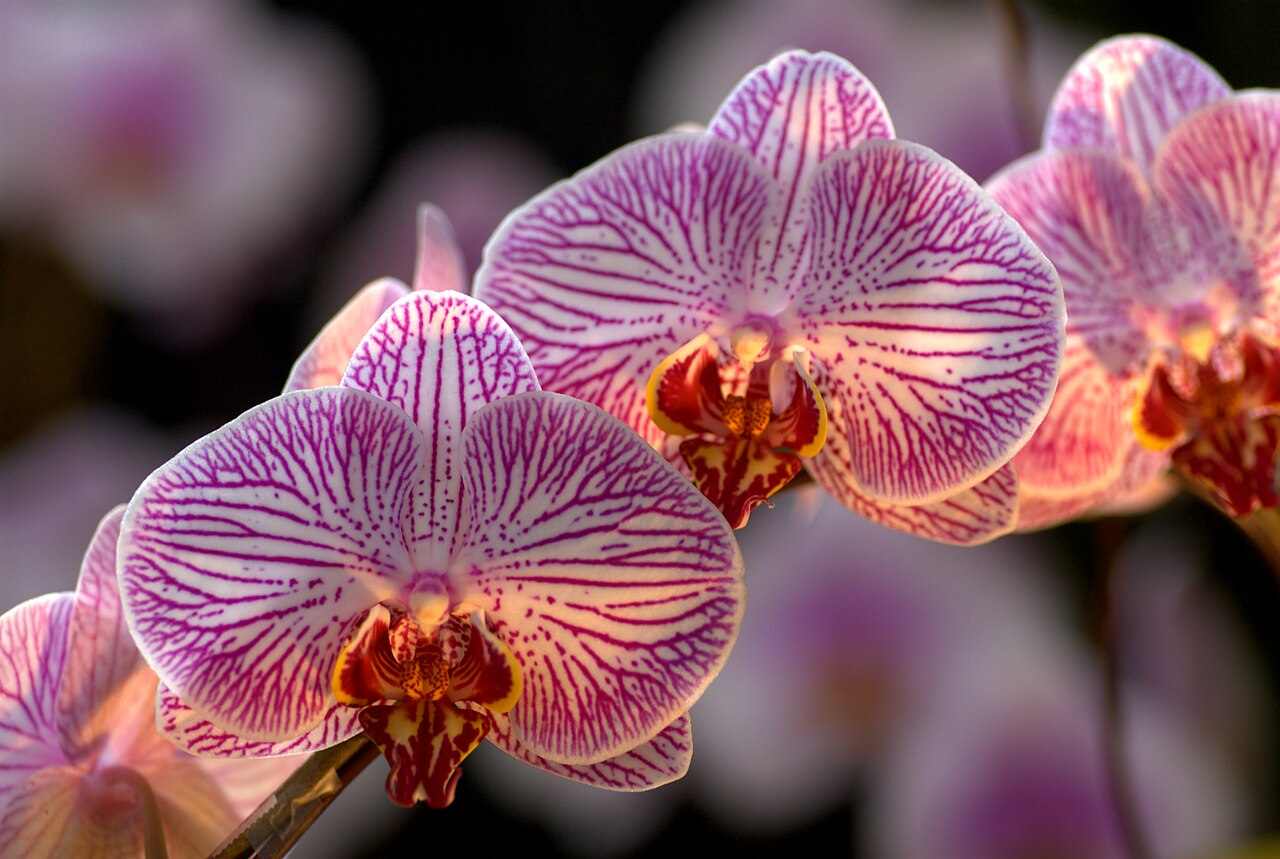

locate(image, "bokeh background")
[[3, 1, 1280, 856]]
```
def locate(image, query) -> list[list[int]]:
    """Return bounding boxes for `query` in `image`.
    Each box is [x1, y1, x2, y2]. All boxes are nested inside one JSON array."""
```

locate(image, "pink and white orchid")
[[988, 35, 1280, 524], [474, 49, 1064, 543], [0, 507, 297, 858], [118, 288, 745, 808]]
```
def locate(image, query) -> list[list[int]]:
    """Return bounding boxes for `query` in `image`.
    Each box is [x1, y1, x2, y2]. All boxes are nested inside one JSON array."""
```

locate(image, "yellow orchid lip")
[[646, 334, 716, 436]]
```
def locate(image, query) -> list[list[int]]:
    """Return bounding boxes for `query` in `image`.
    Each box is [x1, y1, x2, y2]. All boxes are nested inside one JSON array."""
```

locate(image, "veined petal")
[[359, 700, 489, 808], [763, 349, 827, 457], [0, 766, 142, 859], [791, 140, 1064, 504], [1013, 339, 1144, 495], [681, 436, 802, 529], [1044, 35, 1230, 169], [412, 203, 469, 294], [473, 133, 773, 447], [56, 507, 145, 764], [119, 387, 422, 742], [1153, 93, 1280, 319], [146, 761, 243, 859], [707, 49, 893, 308], [452, 392, 744, 765], [156, 682, 362, 758], [343, 290, 538, 572], [0, 595, 72, 802], [486, 711, 691, 790], [986, 149, 1150, 373], [646, 334, 727, 436], [1016, 439, 1168, 531], [283, 279, 410, 393]]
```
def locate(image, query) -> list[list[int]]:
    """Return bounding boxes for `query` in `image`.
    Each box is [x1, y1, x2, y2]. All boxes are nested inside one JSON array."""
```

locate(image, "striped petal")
[[1012, 339, 1143, 496], [473, 133, 773, 446], [0, 595, 72, 805], [487, 711, 692, 790], [283, 279, 410, 393], [1016, 440, 1168, 531], [790, 140, 1063, 504], [412, 203, 468, 294], [451, 392, 744, 764], [986, 149, 1150, 373], [156, 684, 362, 758], [119, 387, 422, 742], [681, 436, 802, 530], [708, 49, 893, 307], [1045, 35, 1230, 169], [57, 507, 143, 762], [1153, 93, 1280, 322], [342, 290, 538, 573]]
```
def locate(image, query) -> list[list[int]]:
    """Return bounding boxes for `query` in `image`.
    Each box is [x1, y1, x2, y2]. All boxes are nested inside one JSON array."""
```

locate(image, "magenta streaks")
[[120, 388, 422, 741], [344, 291, 538, 573], [795, 141, 1062, 503], [454, 392, 744, 763], [477, 135, 772, 447]]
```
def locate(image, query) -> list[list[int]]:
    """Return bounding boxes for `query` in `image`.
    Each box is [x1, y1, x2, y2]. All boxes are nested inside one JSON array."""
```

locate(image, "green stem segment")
[[211, 734, 380, 859]]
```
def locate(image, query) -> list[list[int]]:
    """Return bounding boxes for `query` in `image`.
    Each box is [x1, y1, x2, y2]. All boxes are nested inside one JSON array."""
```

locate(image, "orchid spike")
[[119, 288, 745, 808], [474, 49, 1064, 544], [988, 34, 1280, 524], [0, 507, 297, 858]]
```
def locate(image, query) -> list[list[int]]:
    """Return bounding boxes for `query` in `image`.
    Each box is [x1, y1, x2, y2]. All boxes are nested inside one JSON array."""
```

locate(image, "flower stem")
[[1091, 518, 1154, 859], [211, 734, 380, 859]]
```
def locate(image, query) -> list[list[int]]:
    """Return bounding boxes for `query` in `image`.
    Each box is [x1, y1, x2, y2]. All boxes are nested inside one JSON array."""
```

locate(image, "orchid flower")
[[0, 507, 297, 858], [118, 288, 745, 808], [987, 35, 1280, 524], [474, 49, 1064, 543]]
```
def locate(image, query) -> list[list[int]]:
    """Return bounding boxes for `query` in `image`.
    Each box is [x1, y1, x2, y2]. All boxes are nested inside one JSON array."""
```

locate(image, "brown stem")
[[211, 734, 380, 859], [1092, 518, 1154, 859], [986, 0, 1040, 152]]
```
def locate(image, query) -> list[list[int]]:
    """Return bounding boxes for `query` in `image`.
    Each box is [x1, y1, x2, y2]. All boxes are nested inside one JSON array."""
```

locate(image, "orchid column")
[[475, 49, 1065, 543], [118, 288, 745, 809]]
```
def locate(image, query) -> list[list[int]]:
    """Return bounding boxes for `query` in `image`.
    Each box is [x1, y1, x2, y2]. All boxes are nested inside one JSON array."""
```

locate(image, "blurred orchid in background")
[[989, 35, 1280, 525], [0, 507, 298, 858], [476, 49, 1065, 542], [0, 0, 369, 341], [118, 287, 745, 808]]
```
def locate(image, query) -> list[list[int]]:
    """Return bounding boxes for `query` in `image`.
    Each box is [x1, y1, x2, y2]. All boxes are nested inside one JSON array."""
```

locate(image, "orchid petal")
[[1172, 415, 1280, 516], [1044, 35, 1230, 169], [359, 700, 489, 808], [1153, 93, 1280, 320], [283, 279, 410, 393], [791, 140, 1063, 504], [986, 149, 1150, 374], [332, 604, 404, 706], [0, 595, 71, 802], [1012, 339, 1143, 496], [119, 387, 422, 741], [487, 711, 692, 790], [708, 49, 893, 305], [343, 290, 538, 572], [452, 391, 744, 764], [646, 334, 728, 436], [156, 682, 362, 758], [146, 761, 243, 859], [473, 133, 773, 445], [0, 766, 140, 859], [446, 612, 521, 714], [412, 203, 469, 294], [56, 506, 144, 762], [763, 349, 827, 457], [1016, 441, 1167, 531], [681, 436, 802, 529]]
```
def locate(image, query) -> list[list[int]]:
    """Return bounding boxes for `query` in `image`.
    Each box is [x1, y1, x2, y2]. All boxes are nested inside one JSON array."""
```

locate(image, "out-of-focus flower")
[[0, 407, 173, 613], [0, 507, 297, 858], [633, 0, 1094, 183], [475, 49, 1064, 542], [0, 0, 369, 338], [988, 35, 1280, 524], [865, 640, 1246, 859], [687, 489, 1068, 832], [119, 288, 745, 807], [315, 131, 559, 329]]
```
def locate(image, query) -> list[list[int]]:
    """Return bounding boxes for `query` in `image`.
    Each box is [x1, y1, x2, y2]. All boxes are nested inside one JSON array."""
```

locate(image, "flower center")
[[722, 393, 772, 437]]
